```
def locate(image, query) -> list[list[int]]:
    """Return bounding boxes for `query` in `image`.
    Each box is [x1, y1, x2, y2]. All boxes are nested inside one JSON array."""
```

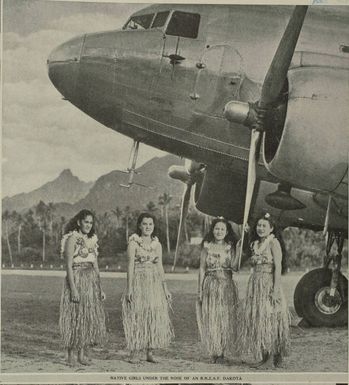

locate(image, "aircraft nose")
[[47, 34, 85, 101]]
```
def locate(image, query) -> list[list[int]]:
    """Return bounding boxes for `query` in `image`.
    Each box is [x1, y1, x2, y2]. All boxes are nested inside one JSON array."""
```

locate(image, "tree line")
[[2, 196, 347, 270]]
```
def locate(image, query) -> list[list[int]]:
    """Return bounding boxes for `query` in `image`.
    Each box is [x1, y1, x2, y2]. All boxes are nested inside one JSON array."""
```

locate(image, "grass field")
[[1, 271, 347, 373]]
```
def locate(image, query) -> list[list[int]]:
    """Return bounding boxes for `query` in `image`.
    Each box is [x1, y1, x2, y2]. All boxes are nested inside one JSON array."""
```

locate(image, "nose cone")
[[47, 35, 84, 100]]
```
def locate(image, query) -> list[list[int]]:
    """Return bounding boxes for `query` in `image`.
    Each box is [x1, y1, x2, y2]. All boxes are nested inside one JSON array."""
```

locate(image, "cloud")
[[2, 77, 165, 197], [2, 4, 165, 197], [3, 29, 74, 83]]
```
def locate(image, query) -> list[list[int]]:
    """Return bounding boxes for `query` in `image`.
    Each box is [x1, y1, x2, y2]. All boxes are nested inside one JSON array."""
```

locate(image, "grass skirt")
[[240, 269, 290, 361], [122, 264, 174, 352], [59, 263, 107, 350], [196, 270, 239, 357]]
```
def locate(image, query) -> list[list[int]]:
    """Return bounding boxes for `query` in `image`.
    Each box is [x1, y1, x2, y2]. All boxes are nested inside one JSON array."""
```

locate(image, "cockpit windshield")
[[123, 9, 200, 38], [123, 13, 154, 30], [151, 11, 170, 29]]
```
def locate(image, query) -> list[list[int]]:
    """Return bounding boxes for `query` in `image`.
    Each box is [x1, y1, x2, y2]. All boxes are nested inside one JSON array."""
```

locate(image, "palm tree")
[[3, 210, 14, 264], [159, 193, 172, 253], [112, 206, 123, 229], [124, 206, 131, 241], [35, 200, 49, 262], [52, 221, 60, 245], [47, 202, 56, 242], [59, 216, 66, 259], [146, 201, 157, 214], [13, 211, 24, 255], [60, 216, 66, 238], [98, 212, 112, 238]]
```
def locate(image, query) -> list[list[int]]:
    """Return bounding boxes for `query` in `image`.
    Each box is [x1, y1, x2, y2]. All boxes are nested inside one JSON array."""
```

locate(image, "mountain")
[[2, 169, 94, 213], [74, 154, 184, 213]]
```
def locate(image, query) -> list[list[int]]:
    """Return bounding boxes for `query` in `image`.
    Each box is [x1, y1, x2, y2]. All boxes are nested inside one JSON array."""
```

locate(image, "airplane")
[[47, 4, 348, 328]]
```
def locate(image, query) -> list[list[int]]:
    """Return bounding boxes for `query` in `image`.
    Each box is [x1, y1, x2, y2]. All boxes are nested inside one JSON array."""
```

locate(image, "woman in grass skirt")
[[240, 213, 290, 369], [197, 217, 239, 363], [122, 213, 174, 363], [59, 209, 107, 366]]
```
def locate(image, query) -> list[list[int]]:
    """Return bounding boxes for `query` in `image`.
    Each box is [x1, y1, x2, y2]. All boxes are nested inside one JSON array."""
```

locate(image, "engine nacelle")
[[263, 66, 349, 192], [194, 168, 246, 223]]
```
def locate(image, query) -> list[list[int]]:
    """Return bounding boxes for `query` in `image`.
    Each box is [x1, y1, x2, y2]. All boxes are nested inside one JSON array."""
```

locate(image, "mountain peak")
[[59, 169, 74, 178]]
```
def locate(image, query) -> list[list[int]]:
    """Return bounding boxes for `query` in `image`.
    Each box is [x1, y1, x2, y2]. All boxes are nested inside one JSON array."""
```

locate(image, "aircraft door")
[[192, 44, 244, 114], [150, 10, 206, 126]]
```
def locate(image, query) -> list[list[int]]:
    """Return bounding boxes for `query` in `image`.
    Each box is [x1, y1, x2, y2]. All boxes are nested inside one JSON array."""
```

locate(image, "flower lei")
[[129, 233, 159, 252], [251, 234, 274, 264], [60, 230, 98, 258], [204, 241, 231, 254]]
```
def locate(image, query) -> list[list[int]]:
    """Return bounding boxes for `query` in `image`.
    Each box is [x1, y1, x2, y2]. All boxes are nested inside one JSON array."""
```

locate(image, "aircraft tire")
[[294, 268, 348, 327], [293, 276, 305, 317]]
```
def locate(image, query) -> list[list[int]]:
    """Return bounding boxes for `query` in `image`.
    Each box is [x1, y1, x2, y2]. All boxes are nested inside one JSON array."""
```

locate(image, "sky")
[[2, 0, 167, 198]]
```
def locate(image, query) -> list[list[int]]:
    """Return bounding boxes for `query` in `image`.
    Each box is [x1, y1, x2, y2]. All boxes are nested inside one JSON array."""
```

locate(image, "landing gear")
[[294, 232, 348, 327], [120, 140, 151, 189]]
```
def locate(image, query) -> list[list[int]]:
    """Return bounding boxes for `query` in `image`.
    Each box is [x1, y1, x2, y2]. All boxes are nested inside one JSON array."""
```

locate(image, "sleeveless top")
[[60, 230, 98, 264], [128, 234, 160, 265], [203, 241, 235, 271]]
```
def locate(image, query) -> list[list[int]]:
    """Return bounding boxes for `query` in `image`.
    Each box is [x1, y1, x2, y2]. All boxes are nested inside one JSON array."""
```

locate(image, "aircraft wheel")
[[294, 268, 348, 327]]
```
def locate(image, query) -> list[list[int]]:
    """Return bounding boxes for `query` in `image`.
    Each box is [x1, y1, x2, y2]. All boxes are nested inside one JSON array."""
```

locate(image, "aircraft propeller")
[[224, 6, 308, 268], [168, 159, 205, 271]]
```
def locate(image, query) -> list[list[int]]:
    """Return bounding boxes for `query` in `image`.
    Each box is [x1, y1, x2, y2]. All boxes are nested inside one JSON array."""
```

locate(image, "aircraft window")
[[124, 14, 154, 30], [166, 11, 200, 39], [151, 11, 170, 28]]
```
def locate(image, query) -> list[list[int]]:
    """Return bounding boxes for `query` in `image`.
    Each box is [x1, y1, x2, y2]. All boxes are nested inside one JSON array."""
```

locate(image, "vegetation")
[[1, 199, 347, 271]]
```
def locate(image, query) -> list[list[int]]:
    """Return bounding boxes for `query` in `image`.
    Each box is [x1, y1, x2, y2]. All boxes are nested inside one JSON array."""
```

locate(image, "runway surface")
[[1, 271, 347, 375]]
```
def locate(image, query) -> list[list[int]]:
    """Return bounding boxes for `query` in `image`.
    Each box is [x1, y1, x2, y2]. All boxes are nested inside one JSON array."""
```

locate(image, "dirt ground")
[[1, 271, 348, 374]]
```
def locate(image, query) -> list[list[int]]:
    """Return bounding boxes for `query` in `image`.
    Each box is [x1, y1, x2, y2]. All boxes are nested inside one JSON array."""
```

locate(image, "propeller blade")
[[259, 6, 308, 107], [238, 6, 307, 266], [172, 183, 192, 271], [238, 129, 261, 270]]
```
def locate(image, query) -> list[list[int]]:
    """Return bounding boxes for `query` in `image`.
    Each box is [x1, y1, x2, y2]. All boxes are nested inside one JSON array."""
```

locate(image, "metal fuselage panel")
[[47, 5, 349, 230]]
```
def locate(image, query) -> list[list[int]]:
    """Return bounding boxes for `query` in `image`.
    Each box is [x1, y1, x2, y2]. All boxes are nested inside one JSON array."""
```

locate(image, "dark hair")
[[250, 213, 287, 274], [64, 209, 96, 238], [135, 212, 157, 237], [202, 217, 237, 247]]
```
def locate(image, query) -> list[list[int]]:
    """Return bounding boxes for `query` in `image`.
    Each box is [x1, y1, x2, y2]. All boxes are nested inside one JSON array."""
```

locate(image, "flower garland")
[[204, 241, 231, 253], [251, 234, 274, 264], [129, 233, 159, 252], [60, 230, 98, 259]]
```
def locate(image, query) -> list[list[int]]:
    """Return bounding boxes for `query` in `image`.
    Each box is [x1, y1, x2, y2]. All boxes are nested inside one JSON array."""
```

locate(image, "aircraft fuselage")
[[47, 4, 349, 230]]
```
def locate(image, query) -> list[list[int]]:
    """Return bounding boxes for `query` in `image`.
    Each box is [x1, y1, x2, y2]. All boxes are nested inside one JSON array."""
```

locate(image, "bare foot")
[[146, 350, 157, 363], [78, 357, 90, 366], [67, 356, 76, 367], [84, 355, 93, 364], [255, 355, 275, 370], [127, 357, 141, 364], [67, 349, 76, 367], [78, 350, 90, 366], [215, 356, 225, 365], [84, 349, 92, 363], [274, 353, 283, 367], [250, 360, 265, 369], [127, 353, 140, 364]]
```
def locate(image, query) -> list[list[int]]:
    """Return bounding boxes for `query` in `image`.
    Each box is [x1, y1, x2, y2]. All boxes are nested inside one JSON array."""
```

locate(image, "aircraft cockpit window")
[[123, 13, 154, 30], [166, 11, 200, 39], [151, 11, 170, 29]]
